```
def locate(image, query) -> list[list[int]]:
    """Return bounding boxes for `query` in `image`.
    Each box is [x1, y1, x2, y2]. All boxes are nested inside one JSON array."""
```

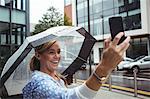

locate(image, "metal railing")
[[107, 68, 149, 97], [73, 68, 150, 97]]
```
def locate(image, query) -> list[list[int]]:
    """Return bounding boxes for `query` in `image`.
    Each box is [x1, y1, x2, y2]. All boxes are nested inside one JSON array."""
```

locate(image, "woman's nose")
[[54, 53, 60, 58]]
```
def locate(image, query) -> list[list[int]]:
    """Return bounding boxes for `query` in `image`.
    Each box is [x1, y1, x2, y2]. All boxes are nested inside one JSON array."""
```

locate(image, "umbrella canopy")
[[0, 26, 96, 97]]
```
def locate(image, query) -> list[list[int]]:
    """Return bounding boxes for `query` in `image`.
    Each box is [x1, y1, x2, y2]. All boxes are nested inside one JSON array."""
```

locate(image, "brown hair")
[[30, 40, 56, 71], [30, 56, 41, 71]]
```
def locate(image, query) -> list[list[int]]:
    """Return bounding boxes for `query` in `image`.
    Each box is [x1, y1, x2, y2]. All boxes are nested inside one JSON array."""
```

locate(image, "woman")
[[23, 32, 130, 99]]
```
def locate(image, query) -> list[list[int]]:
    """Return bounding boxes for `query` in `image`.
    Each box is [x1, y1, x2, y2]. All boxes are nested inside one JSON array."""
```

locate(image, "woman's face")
[[39, 41, 61, 72]]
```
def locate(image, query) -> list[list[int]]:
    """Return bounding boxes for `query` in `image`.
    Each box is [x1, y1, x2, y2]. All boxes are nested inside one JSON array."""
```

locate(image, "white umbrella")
[[0, 26, 96, 96]]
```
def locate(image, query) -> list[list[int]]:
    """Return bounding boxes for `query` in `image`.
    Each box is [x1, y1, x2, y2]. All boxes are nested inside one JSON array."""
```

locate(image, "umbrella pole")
[[89, 54, 92, 76]]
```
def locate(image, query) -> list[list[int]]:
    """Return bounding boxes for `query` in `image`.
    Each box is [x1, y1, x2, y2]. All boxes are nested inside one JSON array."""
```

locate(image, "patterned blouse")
[[22, 71, 97, 99]]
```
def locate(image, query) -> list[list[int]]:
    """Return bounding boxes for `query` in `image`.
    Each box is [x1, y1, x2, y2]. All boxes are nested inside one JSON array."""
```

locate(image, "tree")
[[32, 7, 63, 35], [64, 13, 72, 26]]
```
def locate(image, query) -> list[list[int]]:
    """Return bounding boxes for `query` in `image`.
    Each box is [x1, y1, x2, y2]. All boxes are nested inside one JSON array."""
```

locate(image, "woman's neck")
[[40, 67, 59, 80]]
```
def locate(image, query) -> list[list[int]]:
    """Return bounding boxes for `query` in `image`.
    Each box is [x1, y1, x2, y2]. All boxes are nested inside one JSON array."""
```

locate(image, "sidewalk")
[[94, 87, 148, 99], [69, 83, 149, 99]]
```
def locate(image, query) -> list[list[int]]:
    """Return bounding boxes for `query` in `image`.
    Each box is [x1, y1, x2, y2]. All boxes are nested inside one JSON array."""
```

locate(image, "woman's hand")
[[96, 32, 130, 76], [85, 32, 130, 91]]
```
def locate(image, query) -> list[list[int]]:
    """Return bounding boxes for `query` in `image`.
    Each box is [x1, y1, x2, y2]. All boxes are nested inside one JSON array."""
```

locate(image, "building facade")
[[0, 0, 30, 74], [72, 0, 150, 64]]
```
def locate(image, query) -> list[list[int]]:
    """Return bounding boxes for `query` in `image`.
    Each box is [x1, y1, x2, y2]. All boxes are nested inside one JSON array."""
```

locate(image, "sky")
[[30, 0, 64, 24]]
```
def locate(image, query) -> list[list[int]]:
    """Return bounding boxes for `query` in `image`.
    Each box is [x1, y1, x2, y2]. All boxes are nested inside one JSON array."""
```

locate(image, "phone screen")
[[109, 16, 126, 44]]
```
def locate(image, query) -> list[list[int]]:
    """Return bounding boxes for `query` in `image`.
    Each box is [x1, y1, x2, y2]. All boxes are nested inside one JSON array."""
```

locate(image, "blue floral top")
[[22, 71, 78, 99]]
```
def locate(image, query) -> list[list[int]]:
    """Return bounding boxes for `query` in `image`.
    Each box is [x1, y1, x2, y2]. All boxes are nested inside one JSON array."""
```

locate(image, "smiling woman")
[[23, 40, 69, 98], [22, 32, 130, 99], [0, 24, 130, 98]]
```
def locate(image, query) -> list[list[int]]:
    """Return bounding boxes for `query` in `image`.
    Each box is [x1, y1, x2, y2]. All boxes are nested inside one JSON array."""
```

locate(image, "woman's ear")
[[35, 52, 40, 60]]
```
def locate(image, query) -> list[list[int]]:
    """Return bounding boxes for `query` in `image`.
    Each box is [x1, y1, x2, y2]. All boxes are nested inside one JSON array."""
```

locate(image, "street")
[[74, 66, 150, 93]]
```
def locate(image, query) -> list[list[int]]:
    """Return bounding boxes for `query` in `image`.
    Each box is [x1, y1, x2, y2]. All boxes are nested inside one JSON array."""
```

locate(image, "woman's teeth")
[[51, 61, 59, 64]]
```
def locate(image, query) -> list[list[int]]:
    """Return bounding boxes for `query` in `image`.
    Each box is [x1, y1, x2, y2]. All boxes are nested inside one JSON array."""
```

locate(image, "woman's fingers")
[[118, 36, 131, 53], [104, 32, 130, 56], [111, 32, 124, 46], [99, 33, 130, 75], [104, 37, 111, 49]]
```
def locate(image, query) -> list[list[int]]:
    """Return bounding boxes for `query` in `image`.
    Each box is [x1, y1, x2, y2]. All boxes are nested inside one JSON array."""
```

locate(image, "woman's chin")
[[53, 67, 58, 70], [51, 64, 58, 70]]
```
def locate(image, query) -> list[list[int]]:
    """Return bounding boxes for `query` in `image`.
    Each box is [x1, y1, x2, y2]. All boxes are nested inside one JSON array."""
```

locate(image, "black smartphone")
[[109, 16, 126, 44]]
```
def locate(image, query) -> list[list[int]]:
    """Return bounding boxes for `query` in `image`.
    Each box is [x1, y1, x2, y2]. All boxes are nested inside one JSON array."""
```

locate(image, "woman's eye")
[[48, 50, 61, 54], [48, 52, 55, 54], [57, 50, 61, 54]]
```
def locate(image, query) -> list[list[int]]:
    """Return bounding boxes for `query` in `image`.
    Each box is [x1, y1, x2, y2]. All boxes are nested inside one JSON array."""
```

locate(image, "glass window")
[[23, 26, 26, 39], [114, 0, 124, 7], [89, 0, 93, 15], [77, 2, 84, 10], [4, 31, 9, 44], [1, 34, 6, 44], [127, 38, 148, 59], [99, 48, 103, 60], [93, 2, 102, 14], [84, 22, 88, 31], [77, 0, 85, 3], [17, 0, 21, 9], [93, 12, 102, 19], [143, 57, 150, 61], [128, 0, 135, 4], [127, 1, 140, 11], [64, 0, 71, 6], [78, 17, 84, 23], [103, 9, 114, 17], [77, 3, 84, 18], [103, 17, 110, 34], [90, 22, 94, 35], [93, 19, 102, 36], [77, 1, 88, 23], [12, 0, 25, 10], [128, 9, 141, 16], [11, 35, 15, 44], [84, 0, 87, 7], [78, 9, 84, 18], [114, 8, 119, 14], [103, 0, 114, 10], [90, 14, 94, 20], [115, 12, 127, 17], [23, 0, 26, 10], [84, 16, 88, 22], [84, 6, 88, 16], [78, 23, 85, 28], [17, 35, 21, 45], [123, 14, 141, 31], [81, 1, 87, 17], [17, 28, 21, 45], [93, 0, 102, 4], [0, 45, 11, 73]]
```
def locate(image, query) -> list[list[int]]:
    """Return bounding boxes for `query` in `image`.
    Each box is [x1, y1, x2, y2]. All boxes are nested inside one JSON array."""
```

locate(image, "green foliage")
[[64, 13, 72, 26], [32, 7, 63, 35]]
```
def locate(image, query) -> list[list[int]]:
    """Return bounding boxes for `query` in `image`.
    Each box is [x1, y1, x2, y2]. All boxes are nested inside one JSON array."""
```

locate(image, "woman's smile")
[[50, 61, 59, 65]]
